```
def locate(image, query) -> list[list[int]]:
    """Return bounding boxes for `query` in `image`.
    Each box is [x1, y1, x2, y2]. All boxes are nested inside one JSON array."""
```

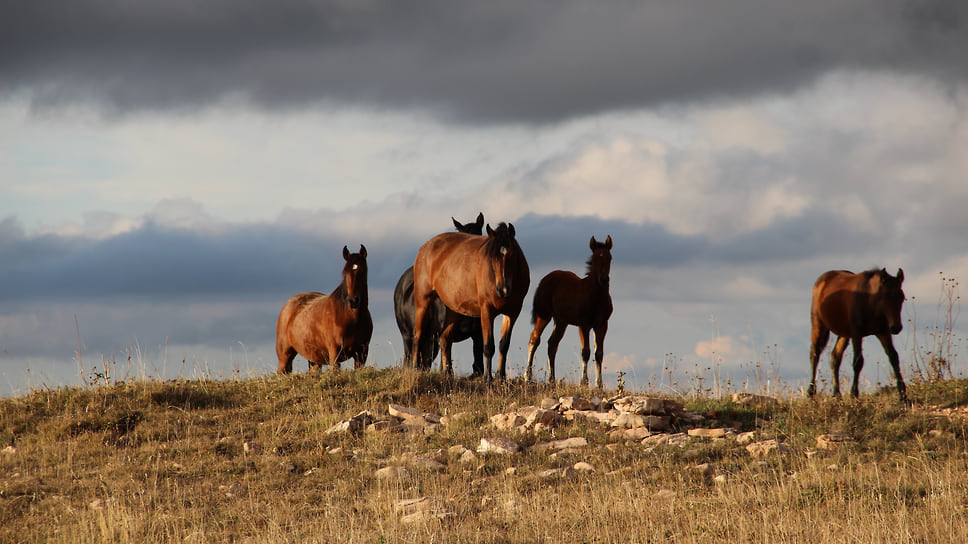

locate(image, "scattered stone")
[[694, 463, 715, 477], [540, 397, 560, 410], [243, 441, 261, 454], [732, 393, 778, 407], [612, 413, 671, 430], [281, 462, 297, 473], [609, 427, 654, 441], [459, 450, 478, 465], [533, 437, 588, 453], [746, 439, 790, 458], [325, 411, 374, 436], [375, 466, 412, 480], [406, 455, 446, 472], [539, 466, 577, 480], [367, 419, 403, 433], [713, 474, 728, 485], [643, 433, 691, 447], [1, 446, 16, 455], [526, 408, 563, 428], [559, 397, 594, 411], [449, 444, 470, 456], [401, 510, 455, 524], [326, 447, 344, 456], [574, 462, 597, 473], [477, 437, 520, 455], [388, 404, 422, 419], [490, 413, 527, 430], [816, 431, 855, 450], [567, 410, 618, 425], [736, 432, 757, 445], [688, 428, 728, 439]]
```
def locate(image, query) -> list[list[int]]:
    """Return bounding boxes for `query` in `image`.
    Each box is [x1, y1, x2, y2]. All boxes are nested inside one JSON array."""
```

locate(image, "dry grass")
[[2, 367, 968, 543]]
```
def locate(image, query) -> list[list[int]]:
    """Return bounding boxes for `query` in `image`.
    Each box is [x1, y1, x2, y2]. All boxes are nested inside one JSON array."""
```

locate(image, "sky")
[[2, 0, 967, 396]]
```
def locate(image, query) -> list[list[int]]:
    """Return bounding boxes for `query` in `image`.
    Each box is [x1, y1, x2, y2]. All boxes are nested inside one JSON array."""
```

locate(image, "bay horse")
[[808, 268, 907, 401], [276, 245, 372, 374], [526, 236, 613, 388], [411, 222, 530, 381], [394, 213, 485, 372]]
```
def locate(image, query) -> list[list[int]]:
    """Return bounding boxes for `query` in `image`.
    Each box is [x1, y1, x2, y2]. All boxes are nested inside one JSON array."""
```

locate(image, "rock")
[[375, 466, 412, 480], [746, 439, 791, 458], [459, 450, 478, 465], [395, 497, 435, 513], [325, 411, 374, 436], [694, 463, 715, 477], [566, 410, 618, 425], [540, 397, 560, 410], [688, 428, 728, 439], [401, 510, 455, 524], [2, 445, 17, 455], [407, 456, 446, 472], [816, 431, 855, 450], [449, 445, 470, 456], [243, 441, 261, 454], [281, 462, 297, 474], [574, 462, 597, 472], [490, 413, 527, 430], [559, 397, 594, 411], [367, 419, 403, 433], [389, 404, 422, 419], [713, 474, 728, 484], [539, 466, 577, 480], [526, 408, 563, 428], [642, 433, 691, 447], [736, 432, 757, 445], [477, 437, 520, 455], [612, 413, 671, 430], [732, 393, 778, 406], [533, 437, 588, 453]]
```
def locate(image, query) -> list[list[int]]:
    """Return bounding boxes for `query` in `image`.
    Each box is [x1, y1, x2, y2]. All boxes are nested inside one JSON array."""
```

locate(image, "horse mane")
[[484, 223, 513, 258], [585, 257, 594, 277]]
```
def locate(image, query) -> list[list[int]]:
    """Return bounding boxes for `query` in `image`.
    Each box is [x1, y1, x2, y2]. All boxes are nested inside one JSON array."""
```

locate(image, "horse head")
[[341, 245, 368, 310], [873, 268, 905, 335], [485, 222, 519, 299], [588, 235, 613, 288], [453, 212, 485, 235]]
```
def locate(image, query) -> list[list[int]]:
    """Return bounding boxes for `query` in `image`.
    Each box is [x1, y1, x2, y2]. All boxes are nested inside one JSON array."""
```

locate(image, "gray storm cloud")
[[3, 0, 967, 123]]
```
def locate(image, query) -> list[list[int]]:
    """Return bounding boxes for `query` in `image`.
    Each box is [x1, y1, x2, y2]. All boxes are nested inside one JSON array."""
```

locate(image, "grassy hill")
[[2, 367, 968, 543]]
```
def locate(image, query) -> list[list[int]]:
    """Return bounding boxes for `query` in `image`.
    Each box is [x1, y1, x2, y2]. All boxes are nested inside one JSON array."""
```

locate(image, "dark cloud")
[[3, 0, 967, 123]]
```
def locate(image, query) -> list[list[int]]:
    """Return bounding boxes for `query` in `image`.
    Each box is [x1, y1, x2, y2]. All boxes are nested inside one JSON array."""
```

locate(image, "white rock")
[[573, 462, 597, 472], [477, 437, 520, 455], [375, 466, 412, 480], [388, 404, 422, 419]]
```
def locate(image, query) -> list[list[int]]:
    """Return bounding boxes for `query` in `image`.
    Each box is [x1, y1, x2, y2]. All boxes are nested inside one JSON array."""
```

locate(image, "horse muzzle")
[[890, 323, 903, 335], [599, 276, 610, 288], [348, 296, 362, 309], [495, 285, 510, 298]]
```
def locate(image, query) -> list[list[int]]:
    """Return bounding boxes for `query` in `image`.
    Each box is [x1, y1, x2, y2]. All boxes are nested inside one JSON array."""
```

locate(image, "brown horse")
[[526, 236, 613, 388], [276, 245, 372, 374], [808, 268, 906, 400], [411, 222, 530, 380]]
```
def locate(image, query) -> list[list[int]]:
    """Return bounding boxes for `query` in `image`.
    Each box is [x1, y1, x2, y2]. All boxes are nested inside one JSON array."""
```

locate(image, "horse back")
[[414, 232, 490, 314], [533, 270, 610, 327], [812, 270, 869, 337]]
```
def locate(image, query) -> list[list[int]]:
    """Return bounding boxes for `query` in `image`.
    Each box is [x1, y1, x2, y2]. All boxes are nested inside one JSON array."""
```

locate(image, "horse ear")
[[589, 236, 597, 249], [486, 224, 494, 237], [360, 245, 367, 259], [452, 217, 461, 230], [475, 212, 484, 228], [342, 246, 350, 260], [508, 223, 515, 237], [605, 235, 612, 249], [897, 268, 904, 283]]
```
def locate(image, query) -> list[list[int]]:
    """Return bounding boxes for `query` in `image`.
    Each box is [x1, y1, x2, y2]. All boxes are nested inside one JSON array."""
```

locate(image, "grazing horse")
[[394, 213, 485, 373], [808, 268, 907, 400], [276, 246, 372, 374], [411, 222, 530, 380], [526, 236, 613, 388]]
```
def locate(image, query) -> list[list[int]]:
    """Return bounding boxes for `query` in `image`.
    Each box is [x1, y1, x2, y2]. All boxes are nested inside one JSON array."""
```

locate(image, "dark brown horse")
[[411, 222, 530, 380], [526, 236, 613, 388], [808, 268, 906, 400], [394, 213, 485, 372], [276, 246, 372, 374]]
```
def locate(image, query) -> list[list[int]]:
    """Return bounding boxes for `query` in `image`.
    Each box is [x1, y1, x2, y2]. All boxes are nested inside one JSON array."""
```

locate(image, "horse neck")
[[580, 273, 609, 299]]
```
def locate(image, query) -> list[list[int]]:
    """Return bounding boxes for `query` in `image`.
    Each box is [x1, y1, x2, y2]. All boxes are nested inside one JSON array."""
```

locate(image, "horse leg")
[[829, 336, 849, 397], [353, 343, 368, 370], [876, 333, 907, 402], [471, 326, 484, 378], [578, 326, 592, 386], [497, 313, 518, 381], [546, 321, 567, 383], [526, 316, 551, 382], [593, 323, 608, 390], [277, 342, 297, 374], [480, 307, 496, 382], [808, 324, 830, 396], [849, 336, 865, 398], [439, 319, 457, 376], [411, 297, 429, 369]]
